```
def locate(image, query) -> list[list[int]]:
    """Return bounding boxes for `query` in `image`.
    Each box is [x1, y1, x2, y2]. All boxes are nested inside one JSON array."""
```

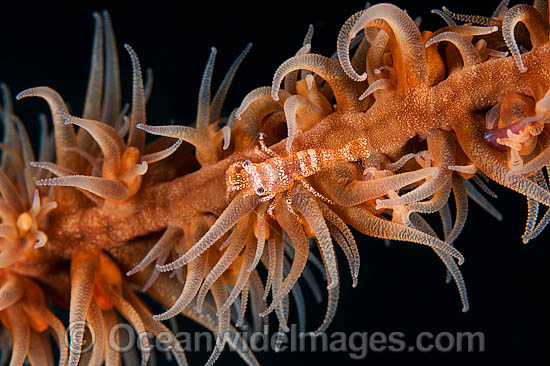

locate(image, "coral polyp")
[[0, 1, 545, 365]]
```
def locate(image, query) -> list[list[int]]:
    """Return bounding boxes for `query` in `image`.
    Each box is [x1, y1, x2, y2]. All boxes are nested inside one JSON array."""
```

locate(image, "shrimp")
[[226, 133, 370, 217]]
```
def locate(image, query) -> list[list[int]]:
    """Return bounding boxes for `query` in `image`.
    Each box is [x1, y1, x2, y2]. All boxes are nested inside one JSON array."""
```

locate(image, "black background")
[[0, 1, 546, 365]]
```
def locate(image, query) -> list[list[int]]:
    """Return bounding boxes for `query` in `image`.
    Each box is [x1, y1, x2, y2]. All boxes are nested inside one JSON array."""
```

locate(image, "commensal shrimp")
[[225, 133, 371, 217]]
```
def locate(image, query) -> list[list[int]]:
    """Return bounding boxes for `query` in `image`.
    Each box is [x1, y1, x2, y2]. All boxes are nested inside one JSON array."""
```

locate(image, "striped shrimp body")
[[226, 134, 370, 215]]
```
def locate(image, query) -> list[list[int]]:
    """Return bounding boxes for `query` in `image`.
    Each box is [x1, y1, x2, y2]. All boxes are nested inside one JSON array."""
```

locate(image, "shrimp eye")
[[242, 160, 251, 168], [256, 187, 265, 195]]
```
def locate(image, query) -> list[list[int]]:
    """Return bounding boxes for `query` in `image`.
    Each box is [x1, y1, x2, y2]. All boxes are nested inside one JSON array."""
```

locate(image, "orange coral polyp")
[[21, 306, 49, 333], [93, 284, 115, 311], [222, 253, 244, 285], [498, 92, 536, 128], [253, 215, 270, 240], [97, 252, 123, 289], [118, 147, 145, 194], [91, 255, 121, 311], [16, 212, 32, 235]]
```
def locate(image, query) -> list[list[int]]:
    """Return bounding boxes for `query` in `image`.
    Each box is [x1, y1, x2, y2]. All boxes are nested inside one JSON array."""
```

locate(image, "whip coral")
[[0, 0, 545, 365]]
